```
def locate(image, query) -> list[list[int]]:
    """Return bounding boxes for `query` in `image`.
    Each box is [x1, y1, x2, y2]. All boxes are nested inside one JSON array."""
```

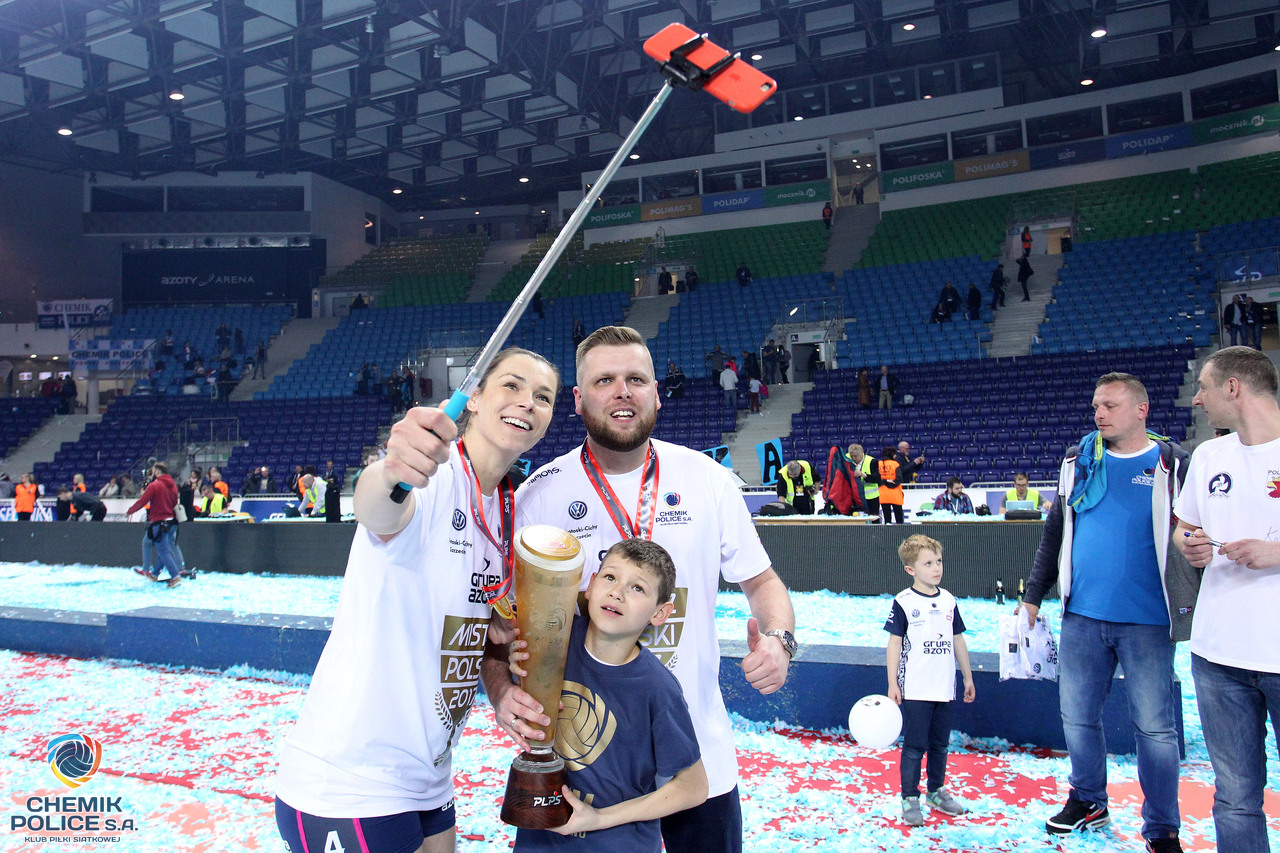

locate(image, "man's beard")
[[583, 404, 658, 453]]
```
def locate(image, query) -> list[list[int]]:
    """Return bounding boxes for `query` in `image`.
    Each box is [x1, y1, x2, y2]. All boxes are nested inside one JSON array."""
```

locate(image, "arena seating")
[[790, 345, 1194, 485], [488, 234, 648, 302], [320, 235, 488, 303], [0, 397, 61, 459], [109, 304, 293, 396], [32, 395, 387, 493], [650, 220, 829, 285]]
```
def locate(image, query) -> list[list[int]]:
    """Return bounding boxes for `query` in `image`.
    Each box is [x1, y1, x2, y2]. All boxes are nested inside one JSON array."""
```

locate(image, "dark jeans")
[[863, 496, 879, 517], [881, 503, 904, 524], [901, 699, 953, 797], [662, 787, 742, 853]]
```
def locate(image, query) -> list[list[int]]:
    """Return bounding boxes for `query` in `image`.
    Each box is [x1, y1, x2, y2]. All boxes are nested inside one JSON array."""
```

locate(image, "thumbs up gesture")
[[741, 617, 789, 696]]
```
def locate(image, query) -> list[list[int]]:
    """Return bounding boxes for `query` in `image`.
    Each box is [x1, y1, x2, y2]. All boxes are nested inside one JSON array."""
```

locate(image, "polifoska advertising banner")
[[585, 204, 641, 228], [954, 151, 1029, 182], [36, 299, 114, 329], [1192, 103, 1280, 145], [881, 162, 953, 193]]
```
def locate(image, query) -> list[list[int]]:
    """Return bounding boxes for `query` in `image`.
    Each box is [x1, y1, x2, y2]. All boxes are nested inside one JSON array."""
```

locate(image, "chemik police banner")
[[70, 339, 154, 372], [36, 299, 114, 329]]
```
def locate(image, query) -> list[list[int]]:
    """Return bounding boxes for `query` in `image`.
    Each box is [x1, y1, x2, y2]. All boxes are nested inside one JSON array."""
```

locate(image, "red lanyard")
[[580, 441, 660, 540], [457, 439, 515, 617]]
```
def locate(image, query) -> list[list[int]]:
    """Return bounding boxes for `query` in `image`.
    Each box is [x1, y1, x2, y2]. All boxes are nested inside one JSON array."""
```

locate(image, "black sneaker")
[[1045, 798, 1109, 834], [1145, 838, 1183, 853]]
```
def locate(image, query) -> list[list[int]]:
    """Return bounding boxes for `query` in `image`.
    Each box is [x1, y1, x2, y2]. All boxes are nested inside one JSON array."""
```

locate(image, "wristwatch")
[[764, 629, 798, 659]]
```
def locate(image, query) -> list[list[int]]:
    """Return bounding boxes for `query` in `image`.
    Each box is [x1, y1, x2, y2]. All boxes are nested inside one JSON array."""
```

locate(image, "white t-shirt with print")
[[276, 447, 497, 816], [516, 439, 774, 798], [1174, 433, 1280, 673]]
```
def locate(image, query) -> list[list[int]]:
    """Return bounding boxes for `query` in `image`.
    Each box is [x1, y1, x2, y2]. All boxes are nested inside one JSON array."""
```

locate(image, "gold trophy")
[[499, 524, 584, 829]]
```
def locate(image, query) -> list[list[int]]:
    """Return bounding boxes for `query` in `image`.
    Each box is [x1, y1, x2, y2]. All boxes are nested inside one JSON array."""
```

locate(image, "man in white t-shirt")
[[484, 326, 795, 853], [1174, 346, 1280, 853]]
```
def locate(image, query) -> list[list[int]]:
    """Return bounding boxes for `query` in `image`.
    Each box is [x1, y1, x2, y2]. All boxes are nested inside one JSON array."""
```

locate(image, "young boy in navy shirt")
[[510, 538, 707, 851], [885, 534, 976, 826]]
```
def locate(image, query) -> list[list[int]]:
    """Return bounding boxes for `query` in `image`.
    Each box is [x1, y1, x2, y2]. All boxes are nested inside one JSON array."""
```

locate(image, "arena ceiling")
[[0, 0, 1276, 212]]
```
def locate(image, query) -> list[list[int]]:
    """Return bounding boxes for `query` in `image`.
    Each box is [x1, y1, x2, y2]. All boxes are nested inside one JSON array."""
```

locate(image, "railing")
[[126, 416, 243, 482], [774, 296, 846, 328], [1007, 190, 1077, 227]]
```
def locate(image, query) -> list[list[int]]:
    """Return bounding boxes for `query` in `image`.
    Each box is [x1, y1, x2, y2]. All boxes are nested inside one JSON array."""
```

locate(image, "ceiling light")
[[923, 94, 932, 100], [474, 211, 480, 215], [751, 53, 763, 61], [1091, 27, 1107, 38], [902, 22, 915, 31], [518, 177, 529, 183], [30, 353, 37, 359], [1274, 42, 1280, 51], [52, 355, 58, 360], [57, 127, 72, 136], [392, 188, 403, 194], [419, 215, 424, 219], [540, 209, 546, 214], [628, 154, 640, 160], [169, 89, 184, 101], [1080, 78, 1094, 86], [793, 116, 803, 121]]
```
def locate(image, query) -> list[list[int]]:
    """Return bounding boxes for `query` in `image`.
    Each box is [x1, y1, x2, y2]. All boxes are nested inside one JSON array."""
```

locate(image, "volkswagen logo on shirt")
[[452, 509, 467, 530], [568, 501, 588, 520]]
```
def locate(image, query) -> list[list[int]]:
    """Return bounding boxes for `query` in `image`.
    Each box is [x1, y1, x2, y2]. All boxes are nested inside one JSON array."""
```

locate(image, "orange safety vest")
[[70, 481, 86, 514], [15, 482, 38, 514], [877, 459, 904, 506]]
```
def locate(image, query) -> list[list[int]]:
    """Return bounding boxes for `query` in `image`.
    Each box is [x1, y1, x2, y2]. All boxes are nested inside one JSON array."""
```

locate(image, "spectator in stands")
[[56, 486, 106, 521], [684, 266, 699, 291], [387, 372, 403, 412], [778, 460, 817, 514], [896, 441, 925, 483], [215, 322, 232, 354], [0, 473, 14, 500], [288, 465, 304, 494], [807, 348, 821, 378], [181, 342, 197, 370], [322, 460, 338, 485], [1016, 256, 1034, 302], [1243, 296, 1263, 349], [1222, 295, 1243, 348], [180, 471, 199, 521], [370, 363, 383, 397], [99, 475, 120, 498], [720, 363, 738, 410], [356, 363, 371, 396], [857, 368, 872, 408], [119, 473, 140, 499], [241, 467, 262, 495], [743, 350, 761, 382], [234, 328, 245, 355], [705, 345, 727, 388], [821, 202, 833, 230], [878, 365, 899, 409], [939, 281, 962, 316], [930, 301, 951, 324], [966, 283, 983, 321], [777, 347, 791, 384], [401, 367, 415, 407], [1021, 226, 1032, 258], [1005, 473, 1051, 511], [59, 376, 77, 414], [252, 340, 268, 379], [350, 293, 367, 310], [748, 376, 762, 414], [127, 462, 183, 588], [932, 478, 974, 514], [875, 446, 918, 524], [197, 483, 227, 517], [216, 362, 235, 401], [572, 318, 586, 349], [191, 359, 206, 380], [161, 330, 175, 357], [736, 260, 753, 287], [762, 339, 779, 384], [658, 267, 674, 294], [1019, 372, 1190, 848], [848, 444, 878, 517], [15, 473, 38, 520], [208, 467, 229, 499], [258, 466, 278, 493], [665, 362, 686, 399], [854, 182, 865, 205], [989, 264, 1007, 309], [531, 291, 545, 319]]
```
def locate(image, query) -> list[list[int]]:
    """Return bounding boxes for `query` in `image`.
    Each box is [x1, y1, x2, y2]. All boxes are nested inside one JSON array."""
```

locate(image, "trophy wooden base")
[[500, 751, 572, 829]]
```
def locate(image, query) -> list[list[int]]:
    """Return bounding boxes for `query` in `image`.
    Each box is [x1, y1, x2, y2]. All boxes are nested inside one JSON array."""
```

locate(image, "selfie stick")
[[392, 32, 766, 502]]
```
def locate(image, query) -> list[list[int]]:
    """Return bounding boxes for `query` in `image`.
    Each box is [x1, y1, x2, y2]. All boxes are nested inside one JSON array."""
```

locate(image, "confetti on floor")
[[2, 561, 1278, 851]]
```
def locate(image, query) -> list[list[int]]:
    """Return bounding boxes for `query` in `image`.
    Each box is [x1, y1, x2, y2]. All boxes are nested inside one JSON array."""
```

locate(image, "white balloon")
[[847, 694, 902, 748]]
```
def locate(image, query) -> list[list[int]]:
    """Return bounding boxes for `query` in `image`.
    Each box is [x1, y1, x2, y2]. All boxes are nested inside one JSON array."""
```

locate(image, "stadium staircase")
[[230, 316, 342, 401], [2, 413, 101, 482], [624, 294, 679, 341], [467, 238, 535, 302], [823, 203, 880, 273], [724, 381, 812, 487], [986, 253, 1066, 358]]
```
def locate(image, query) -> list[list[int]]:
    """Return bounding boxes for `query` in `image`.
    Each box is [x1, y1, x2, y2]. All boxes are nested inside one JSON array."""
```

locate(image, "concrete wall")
[[309, 174, 397, 271]]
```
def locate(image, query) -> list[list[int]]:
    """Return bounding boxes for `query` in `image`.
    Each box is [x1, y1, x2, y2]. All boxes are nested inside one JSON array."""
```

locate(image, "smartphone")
[[643, 23, 777, 114]]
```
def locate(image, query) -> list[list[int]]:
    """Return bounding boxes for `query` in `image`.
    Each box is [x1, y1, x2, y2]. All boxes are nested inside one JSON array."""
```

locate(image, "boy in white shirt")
[[884, 534, 976, 826]]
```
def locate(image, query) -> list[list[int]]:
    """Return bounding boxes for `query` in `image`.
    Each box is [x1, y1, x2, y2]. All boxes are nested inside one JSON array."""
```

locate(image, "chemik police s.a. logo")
[[8, 734, 139, 843]]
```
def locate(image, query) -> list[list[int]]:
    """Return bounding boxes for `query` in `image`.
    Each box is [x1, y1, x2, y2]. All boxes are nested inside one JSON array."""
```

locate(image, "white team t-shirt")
[[275, 448, 497, 816], [516, 439, 774, 798], [1174, 433, 1280, 673], [884, 587, 966, 702]]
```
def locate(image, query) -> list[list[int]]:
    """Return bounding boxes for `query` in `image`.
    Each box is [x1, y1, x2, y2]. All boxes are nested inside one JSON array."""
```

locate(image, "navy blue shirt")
[[515, 616, 700, 852]]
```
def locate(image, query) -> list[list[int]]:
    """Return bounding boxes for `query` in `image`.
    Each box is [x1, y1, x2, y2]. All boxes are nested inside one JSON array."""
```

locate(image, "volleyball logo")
[[48, 734, 103, 788], [555, 681, 616, 771]]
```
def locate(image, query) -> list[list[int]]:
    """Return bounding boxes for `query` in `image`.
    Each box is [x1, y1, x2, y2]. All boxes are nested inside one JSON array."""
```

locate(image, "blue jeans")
[[141, 527, 185, 575], [1192, 654, 1280, 853], [1058, 612, 1180, 838], [145, 523, 182, 580]]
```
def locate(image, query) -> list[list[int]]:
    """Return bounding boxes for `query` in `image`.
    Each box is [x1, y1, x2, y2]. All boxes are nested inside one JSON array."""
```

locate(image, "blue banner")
[[1029, 138, 1106, 171], [1104, 125, 1193, 159], [70, 339, 154, 372], [756, 438, 783, 487], [700, 445, 734, 470], [702, 188, 765, 215]]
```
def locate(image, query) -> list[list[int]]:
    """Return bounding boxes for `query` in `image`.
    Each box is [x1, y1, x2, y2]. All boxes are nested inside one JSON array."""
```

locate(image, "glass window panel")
[[873, 71, 917, 106], [764, 155, 827, 185], [829, 77, 871, 113], [879, 135, 947, 171], [642, 171, 699, 202], [951, 121, 1023, 158], [702, 163, 763, 193]]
